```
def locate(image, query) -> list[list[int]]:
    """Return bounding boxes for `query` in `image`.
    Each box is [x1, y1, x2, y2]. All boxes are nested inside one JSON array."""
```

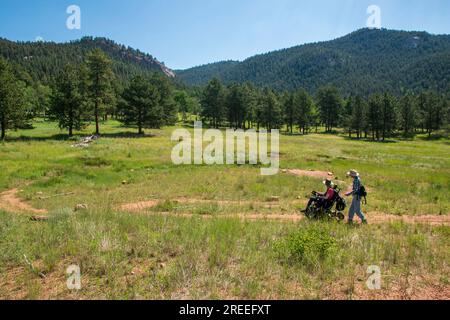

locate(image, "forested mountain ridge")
[[174, 60, 240, 87], [177, 28, 450, 96], [0, 37, 175, 85]]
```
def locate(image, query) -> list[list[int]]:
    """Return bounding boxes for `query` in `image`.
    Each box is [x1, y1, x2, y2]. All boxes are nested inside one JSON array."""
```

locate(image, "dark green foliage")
[[178, 29, 450, 96], [398, 93, 416, 138], [282, 89, 315, 134], [149, 73, 178, 126], [417, 91, 447, 138], [316, 86, 342, 132], [260, 88, 283, 130], [367, 94, 383, 141], [49, 64, 88, 136], [86, 49, 115, 135], [118, 76, 162, 133], [201, 78, 226, 128], [366, 92, 397, 141], [381, 93, 397, 141], [225, 83, 256, 129], [174, 90, 200, 122], [346, 96, 367, 139], [0, 37, 172, 86], [175, 61, 239, 86], [274, 225, 338, 266], [293, 89, 314, 134], [173, 91, 190, 118], [0, 57, 27, 139]]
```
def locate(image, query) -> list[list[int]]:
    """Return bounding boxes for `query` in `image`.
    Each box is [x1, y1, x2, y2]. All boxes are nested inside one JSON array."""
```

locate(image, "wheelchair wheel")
[[305, 207, 316, 219]]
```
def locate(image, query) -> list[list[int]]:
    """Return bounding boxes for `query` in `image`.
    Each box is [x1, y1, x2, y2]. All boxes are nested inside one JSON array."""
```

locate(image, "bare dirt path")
[[119, 197, 285, 212], [119, 199, 450, 226], [1, 187, 448, 226], [0, 188, 47, 215], [286, 169, 334, 179]]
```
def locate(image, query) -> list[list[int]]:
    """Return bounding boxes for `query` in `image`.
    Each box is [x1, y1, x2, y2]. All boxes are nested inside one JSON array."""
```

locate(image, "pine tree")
[[201, 78, 225, 128], [0, 57, 26, 140], [49, 64, 87, 137], [368, 94, 382, 141], [351, 96, 366, 139], [174, 90, 193, 122], [418, 91, 440, 138], [398, 93, 416, 138], [282, 91, 296, 134], [119, 76, 162, 134], [35, 84, 52, 119], [241, 83, 258, 129], [149, 73, 177, 126], [261, 88, 282, 130], [316, 86, 342, 133], [294, 88, 313, 134], [226, 84, 249, 129], [343, 97, 354, 137], [381, 93, 397, 141], [86, 49, 114, 135]]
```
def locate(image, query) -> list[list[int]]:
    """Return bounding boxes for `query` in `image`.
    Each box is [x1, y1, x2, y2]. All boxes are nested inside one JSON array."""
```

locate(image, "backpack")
[[358, 186, 368, 204]]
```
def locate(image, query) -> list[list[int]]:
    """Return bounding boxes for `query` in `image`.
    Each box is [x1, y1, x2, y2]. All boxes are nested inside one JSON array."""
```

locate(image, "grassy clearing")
[[0, 120, 449, 299], [0, 210, 448, 299]]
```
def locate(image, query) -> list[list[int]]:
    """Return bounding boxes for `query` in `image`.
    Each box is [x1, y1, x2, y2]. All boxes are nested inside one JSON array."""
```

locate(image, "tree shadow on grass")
[[342, 136, 399, 144], [3, 132, 157, 142], [281, 131, 307, 136], [417, 134, 449, 142], [100, 132, 158, 139], [3, 134, 80, 142]]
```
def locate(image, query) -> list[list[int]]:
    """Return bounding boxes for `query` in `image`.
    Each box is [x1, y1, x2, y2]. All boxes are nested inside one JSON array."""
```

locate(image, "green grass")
[[0, 210, 448, 299], [0, 120, 449, 299]]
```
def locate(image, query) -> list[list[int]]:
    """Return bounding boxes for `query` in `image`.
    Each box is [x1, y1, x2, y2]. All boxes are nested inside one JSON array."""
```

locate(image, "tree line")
[[195, 78, 449, 140], [0, 49, 178, 139], [1, 53, 448, 141]]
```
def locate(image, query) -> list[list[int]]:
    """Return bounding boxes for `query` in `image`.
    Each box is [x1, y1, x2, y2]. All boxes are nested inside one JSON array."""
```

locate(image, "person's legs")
[[348, 197, 356, 222], [354, 198, 367, 222], [301, 198, 314, 212]]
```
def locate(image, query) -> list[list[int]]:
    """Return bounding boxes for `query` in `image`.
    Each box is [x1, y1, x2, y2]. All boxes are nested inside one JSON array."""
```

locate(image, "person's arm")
[[345, 179, 358, 196]]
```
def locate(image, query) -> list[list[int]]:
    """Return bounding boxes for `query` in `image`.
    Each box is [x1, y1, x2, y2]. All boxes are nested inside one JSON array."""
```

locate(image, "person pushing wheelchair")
[[345, 169, 368, 225]]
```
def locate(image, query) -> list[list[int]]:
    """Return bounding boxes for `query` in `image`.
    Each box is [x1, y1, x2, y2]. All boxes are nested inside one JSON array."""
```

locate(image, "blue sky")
[[0, 0, 449, 69]]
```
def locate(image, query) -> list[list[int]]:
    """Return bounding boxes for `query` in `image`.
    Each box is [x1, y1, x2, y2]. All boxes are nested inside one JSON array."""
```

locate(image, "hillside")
[[177, 28, 450, 96], [0, 37, 175, 85]]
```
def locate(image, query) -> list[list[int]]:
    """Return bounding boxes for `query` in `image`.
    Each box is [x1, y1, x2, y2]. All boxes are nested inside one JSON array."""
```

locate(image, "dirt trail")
[[0, 188, 47, 215], [119, 200, 450, 226], [119, 197, 285, 212], [2, 186, 448, 226], [286, 169, 334, 179]]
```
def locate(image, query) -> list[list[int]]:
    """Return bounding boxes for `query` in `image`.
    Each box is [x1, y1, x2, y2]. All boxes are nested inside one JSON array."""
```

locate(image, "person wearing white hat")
[[345, 170, 368, 224]]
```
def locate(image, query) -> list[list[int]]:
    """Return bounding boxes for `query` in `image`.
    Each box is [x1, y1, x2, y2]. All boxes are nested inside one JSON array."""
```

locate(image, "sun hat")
[[347, 169, 360, 177]]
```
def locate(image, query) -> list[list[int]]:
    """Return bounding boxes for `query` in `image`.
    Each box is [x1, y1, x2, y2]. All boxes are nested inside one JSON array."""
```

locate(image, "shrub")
[[275, 224, 338, 267]]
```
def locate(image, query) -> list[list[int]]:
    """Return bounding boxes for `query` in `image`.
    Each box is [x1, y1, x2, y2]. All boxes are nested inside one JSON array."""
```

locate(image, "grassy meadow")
[[0, 120, 449, 299]]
